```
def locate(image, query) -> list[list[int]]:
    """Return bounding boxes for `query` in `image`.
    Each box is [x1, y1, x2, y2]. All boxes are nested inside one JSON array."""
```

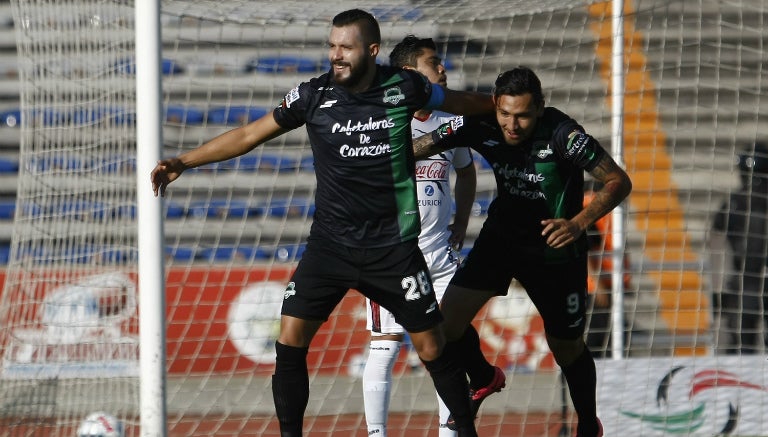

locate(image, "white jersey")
[[412, 111, 474, 252], [366, 111, 473, 335]]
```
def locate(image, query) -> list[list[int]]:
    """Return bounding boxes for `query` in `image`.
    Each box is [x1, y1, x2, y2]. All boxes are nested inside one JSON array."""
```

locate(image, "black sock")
[[457, 325, 495, 391], [562, 346, 598, 435], [421, 342, 476, 436], [272, 342, 309, 437]]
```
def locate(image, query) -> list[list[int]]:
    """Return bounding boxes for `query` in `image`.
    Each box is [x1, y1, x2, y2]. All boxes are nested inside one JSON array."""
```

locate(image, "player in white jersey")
[[363, 35, 477, 437]]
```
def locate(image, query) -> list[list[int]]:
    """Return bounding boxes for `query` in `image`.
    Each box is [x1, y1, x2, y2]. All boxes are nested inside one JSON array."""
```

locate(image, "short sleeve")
[[273, 82, 309, 130], [553, 121, 606, 171]]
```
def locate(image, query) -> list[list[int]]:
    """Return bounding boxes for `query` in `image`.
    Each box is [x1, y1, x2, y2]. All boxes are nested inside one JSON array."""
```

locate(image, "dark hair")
[[332, 9, 381, 45], [389, 35, 437, 68], [493, 66, 545, 107]]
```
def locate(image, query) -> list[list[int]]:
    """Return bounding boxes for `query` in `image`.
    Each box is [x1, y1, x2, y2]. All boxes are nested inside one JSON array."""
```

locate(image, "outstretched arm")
[[439, 88, 494, 116], [151, 113, 288, 196]]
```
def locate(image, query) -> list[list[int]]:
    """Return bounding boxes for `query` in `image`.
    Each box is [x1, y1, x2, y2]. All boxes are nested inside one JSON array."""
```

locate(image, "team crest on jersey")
[[283, 86, 300, 108], [383, 86, 405, 105], [537, 145, 554, 159]]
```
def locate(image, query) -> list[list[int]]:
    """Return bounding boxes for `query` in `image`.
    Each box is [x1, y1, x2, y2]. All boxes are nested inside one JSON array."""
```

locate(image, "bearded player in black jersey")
[[412, 67, 633, 437], [150, 8, 494, 437]]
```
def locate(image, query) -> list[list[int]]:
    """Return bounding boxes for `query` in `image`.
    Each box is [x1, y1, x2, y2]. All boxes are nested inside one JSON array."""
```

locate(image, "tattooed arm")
[[541, 153, 632, 249], [412, 117, 465, 160]]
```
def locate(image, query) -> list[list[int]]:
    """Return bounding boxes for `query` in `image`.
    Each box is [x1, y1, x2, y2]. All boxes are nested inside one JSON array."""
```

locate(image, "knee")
[[547, 336, 585, 367], [409, 328, 444, 361]]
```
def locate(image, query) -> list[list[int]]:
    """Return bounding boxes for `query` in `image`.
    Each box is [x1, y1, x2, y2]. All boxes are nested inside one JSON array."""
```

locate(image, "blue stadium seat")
[[245, 56, 321, 74], [111, 203, 136, 219], [165, 105, 205, 125], [0, 108, 20, 127], [162, 58, 184, 75], [72, 106, 133, 125], [198, 245, 271, 262], [32, 108, 68, 126], [25, 156, 84, 172], [207, 106, 269, 125], [265, 198, 315, 219], [0, 158, 18, 173], [94, 155, 137, 173], [299, 155, 315, 172], [0, 200, 14, 218], [0, 245, 10, 264], [164, 202, 186, 219], [166, 246, 197, 262], [59, 201, 109, 219], [97, 247, 136, 263], [188, 200, 263, 219], [242, 154, 299, 172]]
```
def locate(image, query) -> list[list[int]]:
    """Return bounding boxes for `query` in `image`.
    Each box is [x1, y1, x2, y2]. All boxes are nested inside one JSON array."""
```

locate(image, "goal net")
[[0, 0, 767, 435]]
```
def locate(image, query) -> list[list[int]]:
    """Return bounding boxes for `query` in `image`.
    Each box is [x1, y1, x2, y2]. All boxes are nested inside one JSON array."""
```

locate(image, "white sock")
[[436, 391, 457, 437], [362, 340, 401, 437]]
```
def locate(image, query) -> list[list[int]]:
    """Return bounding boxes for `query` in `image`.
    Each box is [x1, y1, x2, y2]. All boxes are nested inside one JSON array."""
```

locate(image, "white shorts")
[[366, 243, 459, 335]]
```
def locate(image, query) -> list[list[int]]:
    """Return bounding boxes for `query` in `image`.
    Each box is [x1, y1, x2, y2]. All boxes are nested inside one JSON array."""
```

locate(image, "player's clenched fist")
[[150, 158, 187, 197]]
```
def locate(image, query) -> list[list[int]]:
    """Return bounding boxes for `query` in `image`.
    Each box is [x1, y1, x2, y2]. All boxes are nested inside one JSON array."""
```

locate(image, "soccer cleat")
[[446, 366, 506, 430]]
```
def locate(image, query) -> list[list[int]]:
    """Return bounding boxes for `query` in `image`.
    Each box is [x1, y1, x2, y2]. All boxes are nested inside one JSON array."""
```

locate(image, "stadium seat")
[[244, 56, 321, 74], [198, 245, 271, 262], [97, 247, 136, 263], [0, 108, 20, 127], [265, 198, 315, 219], [165, 105, 205, 125], [299, 155, 315, 172], [114, 57, 183, 75], [166, 246, 197, 262], [0, 157, 18, 173], [0, 245, 10, 264], [71, 106, 133, 125], [164, 202, 186, 219], [206, 106, 269, 125], [94, 155, 137, 174], [188, 199, 263, 219], [60, 201, 109, 220], [242, 154, 299, 172], [111, 203, 136, 219], [25, 156, 84, 172], [32, 108, 68, 126], [0, 200, 15, 218]]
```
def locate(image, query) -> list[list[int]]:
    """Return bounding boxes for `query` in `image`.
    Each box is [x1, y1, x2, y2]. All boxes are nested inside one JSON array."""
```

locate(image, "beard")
[[332, 60, 370, 89]]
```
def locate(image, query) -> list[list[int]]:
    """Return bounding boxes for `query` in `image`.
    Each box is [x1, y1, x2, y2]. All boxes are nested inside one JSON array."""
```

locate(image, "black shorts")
[[450, 227, 588, 339], [282, 236, 442, 333]]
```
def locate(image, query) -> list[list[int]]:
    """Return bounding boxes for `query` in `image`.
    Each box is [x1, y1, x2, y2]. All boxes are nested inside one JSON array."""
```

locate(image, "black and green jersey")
[[273, 65, 433, 248], [446, 107, 606, 260]]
